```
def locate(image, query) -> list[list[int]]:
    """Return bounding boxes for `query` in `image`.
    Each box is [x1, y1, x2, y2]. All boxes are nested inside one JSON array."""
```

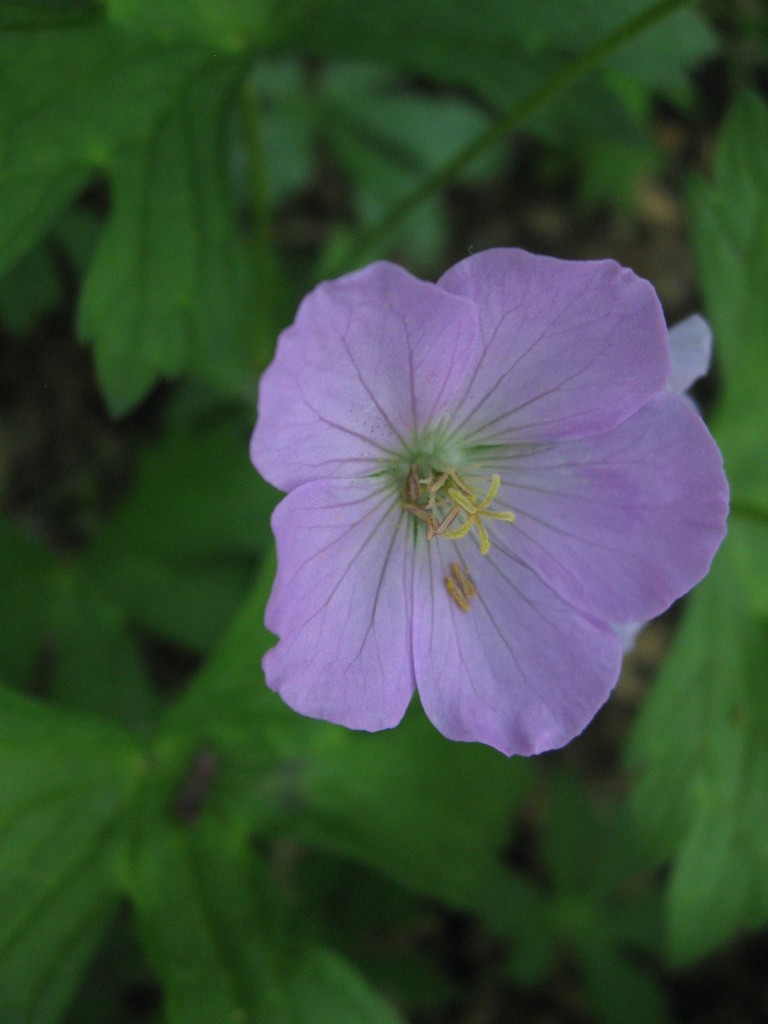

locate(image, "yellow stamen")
[[479, 473, 501, 507], [451, 562, 477, 598], [443, 473, 514, 554], [445, 561, 477, 611], [442, 517, 473, 541], [404, 467, 515, 555], [483, 508, 517, 523], [447, 486, 477, 515], [427, 505, 461, 539], [445, 576, 471, 612], [475, 518, 491, 556]]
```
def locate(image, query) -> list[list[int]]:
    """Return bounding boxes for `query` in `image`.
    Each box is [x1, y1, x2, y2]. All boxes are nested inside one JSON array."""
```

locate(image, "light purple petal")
[[412, 538, 622, 756], [493, 393, 729, 623], [613, 621, 644, 653], [263, 478, 415, 731], [437, 248, 669, 443], [666, 314, 713, 394], [251, 261, 480, 491]]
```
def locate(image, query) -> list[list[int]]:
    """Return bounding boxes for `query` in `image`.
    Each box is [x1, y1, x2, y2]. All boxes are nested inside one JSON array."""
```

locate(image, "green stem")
[[241, 73, 279, 365], [325, 0, 694, 277]]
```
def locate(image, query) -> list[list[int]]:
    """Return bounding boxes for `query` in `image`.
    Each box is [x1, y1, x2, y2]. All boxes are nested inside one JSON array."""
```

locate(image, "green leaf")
[[601, 1, 715, 97], [465, 0, 715, 88], [520, 773, 668, 1020], [130, 816, 406, 1024], [541, 772, 652, 899], [0, 169, 89, 279], [255, 57, 505, 268], [251, 61, 314, 206], [1, 25, 250, 410], [0, 521, 57, 688], [159, 549, 313, 801], [0, 1, 101, 30], [129, 821, 280, 1023], [273, 0, 713, 171], [50, 566, 159, 732], [579, 931, 669, 1024], [728, 514, 768, 620], [0, 27, 210, 176], [0, 686, 141, 1023], [286, 947, 406, 1024], [273, 0, 539, 98], [627, 544, 768, 965], [84, 417, 276, 652], [657, 98, 768, 963], [688, 93, 768, 435], [0, 520, 157, 731], [315, 65, 501, 267], [95, 418, 274, 560], [284, 705, 533, 929], [276, 0, 711, 101], [0, 22, 215, 280], [78, 57, 252, 413], [106, 0, 272, 50], [0, 236, 62, 335]]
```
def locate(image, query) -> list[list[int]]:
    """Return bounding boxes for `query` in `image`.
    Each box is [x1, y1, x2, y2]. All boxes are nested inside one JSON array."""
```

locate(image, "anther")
[[443, 473, 515, 555], [445, 577, 471, 611], [445, 561, 477, 611], [403, 466, 515, 555], [427, 505, 461, 539], [404, 463, 421, 504]]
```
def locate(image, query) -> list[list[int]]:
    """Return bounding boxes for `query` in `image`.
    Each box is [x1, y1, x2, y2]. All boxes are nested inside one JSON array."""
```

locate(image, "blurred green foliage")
[[628, 91, 768, 967], [0, 0, 767, 1021]]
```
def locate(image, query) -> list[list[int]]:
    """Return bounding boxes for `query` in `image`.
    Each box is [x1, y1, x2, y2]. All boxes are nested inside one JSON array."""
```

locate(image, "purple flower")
[[250, 249, 728, 755], [614, 312, 715, 654]]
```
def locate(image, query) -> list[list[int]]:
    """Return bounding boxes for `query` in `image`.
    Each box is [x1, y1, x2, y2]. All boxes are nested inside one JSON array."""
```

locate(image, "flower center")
[[402, 464, 516, 556]]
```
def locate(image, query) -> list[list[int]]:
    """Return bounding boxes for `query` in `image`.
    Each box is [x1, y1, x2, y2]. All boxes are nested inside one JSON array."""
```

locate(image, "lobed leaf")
[[629, 92, 768, 964], [688, 93, 768, 437], [0, 170, 88, 279], [129, 816, 406, 1024], [106, 0, 273, 50], [83, 417, 276, 652], [0, 24, 252, 412], [628, 548, 768, 964], [0, 687, 141, 1022], [78, 59, 252, 413]]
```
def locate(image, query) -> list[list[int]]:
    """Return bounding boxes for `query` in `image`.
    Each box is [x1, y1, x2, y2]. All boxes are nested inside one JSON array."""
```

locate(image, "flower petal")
[[251, 261, 480, 491], [613, 621, 644, 653], [437, 248, 669, 443], [493, 393, 729, 623], [263, 478, 415, 731], [412, 537, 622, 756], [666, 314, 713, 394]]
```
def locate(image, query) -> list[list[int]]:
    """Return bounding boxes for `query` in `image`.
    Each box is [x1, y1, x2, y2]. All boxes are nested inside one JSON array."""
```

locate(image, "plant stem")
[[325, 0, 694, 277]]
